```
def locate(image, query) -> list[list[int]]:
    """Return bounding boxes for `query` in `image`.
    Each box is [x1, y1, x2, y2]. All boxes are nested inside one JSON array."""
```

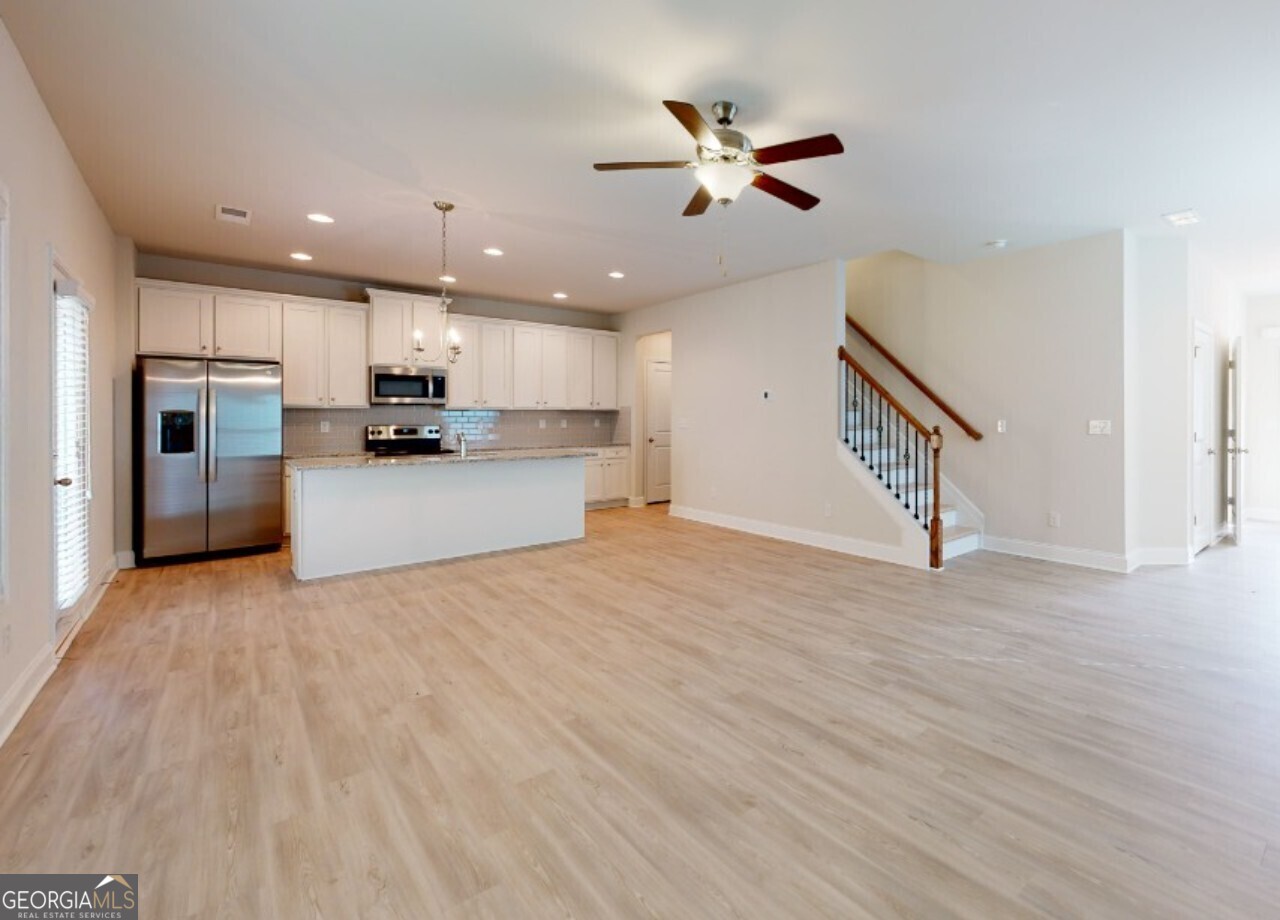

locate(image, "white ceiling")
[[3, 0, 1279, 312]]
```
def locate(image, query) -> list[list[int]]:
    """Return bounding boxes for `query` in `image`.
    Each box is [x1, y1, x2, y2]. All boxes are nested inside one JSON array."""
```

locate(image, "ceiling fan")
[[594, 100, 844, 216]]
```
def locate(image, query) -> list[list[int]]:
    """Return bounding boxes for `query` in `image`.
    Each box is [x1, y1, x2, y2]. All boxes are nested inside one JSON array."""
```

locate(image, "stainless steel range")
[[364, 424, 452, 456]]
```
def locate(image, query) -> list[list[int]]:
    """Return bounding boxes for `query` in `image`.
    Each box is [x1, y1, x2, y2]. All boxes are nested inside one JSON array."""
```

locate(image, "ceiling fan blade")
[[751, 172, 820, 210], [593, 160, 693, 171], [682, 185, 713, 217], [752, 133, 844, 166], [663, 100, 721, 150]]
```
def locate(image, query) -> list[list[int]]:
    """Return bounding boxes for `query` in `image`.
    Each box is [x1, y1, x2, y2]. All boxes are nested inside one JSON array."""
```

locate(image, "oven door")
[[370, 366, 433, 404]]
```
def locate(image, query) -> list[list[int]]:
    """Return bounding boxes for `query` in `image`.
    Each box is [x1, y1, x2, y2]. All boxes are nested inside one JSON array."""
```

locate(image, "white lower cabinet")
[[283, 466, 292, 537], [585, 447, 629, 505]]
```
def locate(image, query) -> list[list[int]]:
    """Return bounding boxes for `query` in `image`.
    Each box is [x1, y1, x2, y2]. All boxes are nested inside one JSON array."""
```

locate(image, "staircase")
[[838, 340, 983, 568], [843, 402, 981, 562]]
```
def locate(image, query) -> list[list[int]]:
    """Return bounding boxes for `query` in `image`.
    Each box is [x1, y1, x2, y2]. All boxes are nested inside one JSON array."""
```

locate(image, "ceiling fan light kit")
[[594, 99, 844, 216]]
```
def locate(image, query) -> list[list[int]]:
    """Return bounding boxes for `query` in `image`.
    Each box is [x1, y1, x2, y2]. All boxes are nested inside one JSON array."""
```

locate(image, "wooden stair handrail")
[[845, 316, 984, 441], [838, 346, 930, 438]]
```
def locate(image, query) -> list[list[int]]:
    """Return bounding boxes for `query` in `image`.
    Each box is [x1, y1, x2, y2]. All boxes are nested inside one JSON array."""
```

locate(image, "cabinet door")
[[592, 333, 618, 409], [214, 294, 282, 360], [282, 303, 327, 407], [584, 459, 605, 503], [137, 286, 213, 356], [327, 306, 369, 407], [512, 327, 543, 408], [446, 318, 481, 408], [566, 331, 593, 409], [479, 322, 512, 408], [369, 300, 410, 365], [283, 467, 292, 537], [540, 329, 568, 409], [411, 299, 447, 365], [604, 458, 629, 500]]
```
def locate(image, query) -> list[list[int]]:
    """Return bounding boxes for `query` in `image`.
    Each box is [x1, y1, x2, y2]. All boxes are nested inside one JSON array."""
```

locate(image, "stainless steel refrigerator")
[[134, 356, 283, 563]]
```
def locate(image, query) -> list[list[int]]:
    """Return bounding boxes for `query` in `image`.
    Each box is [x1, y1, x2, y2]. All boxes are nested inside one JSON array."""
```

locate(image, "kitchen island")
[[286, 449, 590, 580]]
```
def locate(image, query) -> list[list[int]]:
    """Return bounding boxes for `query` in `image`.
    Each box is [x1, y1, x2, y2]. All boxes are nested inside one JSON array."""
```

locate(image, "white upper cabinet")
[[282, 303, 327, 407], [282, 301, 368, 409], [367, 289, 448, 366], [445, 318, 481, 408], [591, 332, 618, 410], [326, 306, 369, 407], [137, 283, 280, 360], [566, 331, 593, 409], [447, 318, 513, 409], [512, 327, 567, 409], [213, 293, 282, 360], [137, 285, 213, 356], [512, 326, 543, 409]]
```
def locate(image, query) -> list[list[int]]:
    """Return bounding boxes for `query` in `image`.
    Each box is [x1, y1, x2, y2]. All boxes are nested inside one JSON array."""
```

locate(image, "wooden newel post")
[[929, 426, 943, 569]]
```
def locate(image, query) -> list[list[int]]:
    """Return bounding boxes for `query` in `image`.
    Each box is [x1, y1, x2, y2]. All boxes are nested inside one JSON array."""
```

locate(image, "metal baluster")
[[894, 409, 902, 500], [914, 430, 921, 521]]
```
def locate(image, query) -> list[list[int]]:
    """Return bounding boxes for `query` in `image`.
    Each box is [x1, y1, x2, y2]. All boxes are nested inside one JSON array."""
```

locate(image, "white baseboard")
[[54, 559, 117, 659], [1247, 507, 1280, 523], [669, 504, 928, 570], [115, 550, 135, 569], [1127, 546, 1194, 569], [982, 535, 1130, 573], [628, 496, 646, 508], [0, 644, 56, 750]]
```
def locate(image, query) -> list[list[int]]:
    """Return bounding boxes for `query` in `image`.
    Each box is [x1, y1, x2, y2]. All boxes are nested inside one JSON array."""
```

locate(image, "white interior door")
[[1192, 326, 1214, 552], [53, 281, 92, 641], [1229, 336, 1246, 544], [644, 360, 672, 503]]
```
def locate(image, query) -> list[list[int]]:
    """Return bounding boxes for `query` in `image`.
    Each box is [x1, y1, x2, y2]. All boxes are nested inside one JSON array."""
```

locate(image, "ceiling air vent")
[[215, 204, 252, 225]]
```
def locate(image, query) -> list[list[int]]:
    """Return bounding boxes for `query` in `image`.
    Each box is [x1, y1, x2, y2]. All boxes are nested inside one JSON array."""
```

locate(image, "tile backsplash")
[[285, 406, 629, 457]]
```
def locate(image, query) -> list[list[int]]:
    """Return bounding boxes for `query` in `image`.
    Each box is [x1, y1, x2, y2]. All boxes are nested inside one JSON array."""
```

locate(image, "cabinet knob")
[[201, 344, 208, 351], [317, 397, 323, 403]]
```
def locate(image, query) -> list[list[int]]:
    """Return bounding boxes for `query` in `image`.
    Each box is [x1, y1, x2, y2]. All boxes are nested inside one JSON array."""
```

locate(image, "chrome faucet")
[[456, 431, 467, 458]]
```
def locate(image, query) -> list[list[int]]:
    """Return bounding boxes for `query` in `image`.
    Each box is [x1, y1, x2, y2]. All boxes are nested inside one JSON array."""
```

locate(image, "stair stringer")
[[941, 473, 985, 535], [834, 440, 930, 570]]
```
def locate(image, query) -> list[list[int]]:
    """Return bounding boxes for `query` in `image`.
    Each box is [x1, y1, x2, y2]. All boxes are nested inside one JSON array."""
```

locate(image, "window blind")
[[54, 293, 90, 611]]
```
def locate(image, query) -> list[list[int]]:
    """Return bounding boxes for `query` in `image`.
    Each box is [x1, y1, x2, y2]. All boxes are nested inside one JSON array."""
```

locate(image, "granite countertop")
[[287, 447, 598, 472]]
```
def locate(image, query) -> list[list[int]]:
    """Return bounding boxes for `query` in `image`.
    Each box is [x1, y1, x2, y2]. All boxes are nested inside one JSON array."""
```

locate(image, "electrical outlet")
[[1, 624, 10, 657], [560, 419, 567, 428], [997, 419, 1007, 434], [319, 420, 330, 433], [539, 419, 546, 429], [824, 502, 833, 518], [1048, 511, 1061, 527], [1087, 419, 1112, 435], [594, 418, 600, 428]]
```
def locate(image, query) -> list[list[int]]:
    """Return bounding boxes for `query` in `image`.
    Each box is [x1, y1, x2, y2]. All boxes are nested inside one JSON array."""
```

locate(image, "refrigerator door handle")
[[208, 388, 218, 483], [197, 386, 208, 483]]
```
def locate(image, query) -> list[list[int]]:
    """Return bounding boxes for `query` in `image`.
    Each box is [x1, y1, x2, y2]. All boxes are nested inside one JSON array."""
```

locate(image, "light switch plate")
[[997, 419, 1007, 434], [1088, 419, 1112, 435], [319, 420, 330, 433], [560, 419, 567, 428], [539, 419, 546, 429]]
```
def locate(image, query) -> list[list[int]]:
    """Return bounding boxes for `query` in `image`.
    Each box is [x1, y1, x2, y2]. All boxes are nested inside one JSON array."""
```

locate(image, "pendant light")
[[434, 200, 462, 364]]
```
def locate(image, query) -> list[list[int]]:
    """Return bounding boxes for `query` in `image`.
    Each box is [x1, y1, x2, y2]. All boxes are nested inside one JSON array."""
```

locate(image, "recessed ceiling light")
[[439, 274, 457, 284], [290, 252, 313, 261], [608, 271, 625, 279], [1163, 208, 1200, 227], [482, 247, 504, 257], [552, 292, 568, 300], [306, 213, 335, 224], [985, 239, 1009, 249]]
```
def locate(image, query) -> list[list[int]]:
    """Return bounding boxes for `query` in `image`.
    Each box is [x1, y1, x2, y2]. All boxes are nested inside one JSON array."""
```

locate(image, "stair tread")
[[943, 525, 980, 541]]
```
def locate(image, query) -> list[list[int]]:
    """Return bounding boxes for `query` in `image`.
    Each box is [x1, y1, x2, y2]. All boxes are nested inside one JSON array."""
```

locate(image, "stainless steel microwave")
[[369, 365, 448, 405]]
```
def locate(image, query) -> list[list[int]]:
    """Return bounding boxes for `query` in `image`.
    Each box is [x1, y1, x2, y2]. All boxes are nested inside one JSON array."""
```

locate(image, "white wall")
[[846, 234, 1128, 567], [0, 18, 121, 741], [1123, 235, 1191, 562], [619, 261, 925, 568], [1244, 295, 1280, 520]]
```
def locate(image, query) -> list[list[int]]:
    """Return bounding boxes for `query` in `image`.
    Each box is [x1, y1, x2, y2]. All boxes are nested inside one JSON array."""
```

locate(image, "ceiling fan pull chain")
[[718, 205, 729, 279]]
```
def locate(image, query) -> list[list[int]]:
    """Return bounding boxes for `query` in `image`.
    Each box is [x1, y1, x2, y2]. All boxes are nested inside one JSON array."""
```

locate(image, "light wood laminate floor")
[[2, 507, 1278, 918]]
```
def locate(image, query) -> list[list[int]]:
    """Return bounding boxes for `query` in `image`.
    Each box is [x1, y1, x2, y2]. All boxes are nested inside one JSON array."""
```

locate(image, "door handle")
[[648, 437, 655, 443], [197, 386, 208, 483], [54, 477, 73, 487], [208, 388, 218, 483], [1208, 448, 1216, 455]]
